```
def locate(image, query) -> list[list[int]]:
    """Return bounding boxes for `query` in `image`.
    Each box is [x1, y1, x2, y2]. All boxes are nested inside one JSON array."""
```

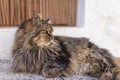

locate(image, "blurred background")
[[0, 0, 120, 57], [0, 0, 77, 26]]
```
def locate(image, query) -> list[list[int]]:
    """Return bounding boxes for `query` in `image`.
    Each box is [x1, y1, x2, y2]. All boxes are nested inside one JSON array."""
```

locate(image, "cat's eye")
[[42, 30, 47, 33]]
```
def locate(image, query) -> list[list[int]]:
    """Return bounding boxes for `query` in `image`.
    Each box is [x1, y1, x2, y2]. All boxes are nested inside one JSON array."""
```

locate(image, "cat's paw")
[[42, 69, 63, 78], [100, 71, 113, 80], [41, 65, 63, 78]]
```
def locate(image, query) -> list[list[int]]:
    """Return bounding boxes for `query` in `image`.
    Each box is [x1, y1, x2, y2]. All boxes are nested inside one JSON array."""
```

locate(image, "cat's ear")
[[45, 18, 52, 24], [33, 14, 42, 25]]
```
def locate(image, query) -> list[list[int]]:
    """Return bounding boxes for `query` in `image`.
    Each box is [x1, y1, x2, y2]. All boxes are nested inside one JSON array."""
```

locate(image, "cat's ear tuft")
[[46, 18, 52, 24], [33, 13, 42, 25], [37, 13, 42, 19]]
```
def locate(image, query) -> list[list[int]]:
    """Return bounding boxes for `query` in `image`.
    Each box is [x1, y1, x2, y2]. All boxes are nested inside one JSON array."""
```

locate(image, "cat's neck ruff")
[[13, 42, 61, 73], [36, 39, 55, 48]]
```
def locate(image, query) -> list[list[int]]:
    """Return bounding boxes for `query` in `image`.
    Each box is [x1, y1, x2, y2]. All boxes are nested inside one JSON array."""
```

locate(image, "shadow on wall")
[[77, 0, 85, 27]]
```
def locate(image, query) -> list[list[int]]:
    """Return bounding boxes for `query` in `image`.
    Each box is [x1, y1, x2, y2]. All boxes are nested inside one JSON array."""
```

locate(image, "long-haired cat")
[[12, 14, 120, 80]]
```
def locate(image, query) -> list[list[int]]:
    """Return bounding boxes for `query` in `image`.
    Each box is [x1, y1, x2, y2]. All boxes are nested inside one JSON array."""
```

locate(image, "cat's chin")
[[36, 41, 54, 48]]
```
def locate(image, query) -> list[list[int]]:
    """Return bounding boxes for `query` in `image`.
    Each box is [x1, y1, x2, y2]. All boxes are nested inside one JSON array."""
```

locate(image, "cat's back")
[[54, 36, 114, 57], [54, 36, 115, 65], [54, 36, 117, 76], [54, 36, 90, 49], [54, 36, 93, 56]]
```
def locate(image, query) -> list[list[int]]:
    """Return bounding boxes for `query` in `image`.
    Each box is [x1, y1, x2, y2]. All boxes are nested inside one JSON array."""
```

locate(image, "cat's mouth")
[[37, 39, 54, 47]]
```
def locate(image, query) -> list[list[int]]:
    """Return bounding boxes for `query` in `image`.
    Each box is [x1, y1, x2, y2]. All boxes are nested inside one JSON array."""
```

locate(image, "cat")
[[12, 14, 120, 80]]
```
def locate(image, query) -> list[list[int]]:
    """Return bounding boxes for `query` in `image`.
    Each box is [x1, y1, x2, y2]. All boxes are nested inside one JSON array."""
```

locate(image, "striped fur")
[[12, 14, 120, 79]]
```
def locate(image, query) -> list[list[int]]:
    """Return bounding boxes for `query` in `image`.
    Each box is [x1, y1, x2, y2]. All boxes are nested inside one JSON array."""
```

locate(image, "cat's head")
[[22, 14, 54, 47]]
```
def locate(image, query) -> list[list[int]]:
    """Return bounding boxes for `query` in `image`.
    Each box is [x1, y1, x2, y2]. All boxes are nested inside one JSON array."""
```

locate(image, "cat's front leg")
[[100, 71, 113, 80], [41, 62, 64, 78], [100, 67, 120, 80]]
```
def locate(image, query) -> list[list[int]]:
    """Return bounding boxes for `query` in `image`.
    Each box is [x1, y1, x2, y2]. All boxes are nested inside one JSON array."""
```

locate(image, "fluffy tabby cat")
[[12, 14, 120, 80]]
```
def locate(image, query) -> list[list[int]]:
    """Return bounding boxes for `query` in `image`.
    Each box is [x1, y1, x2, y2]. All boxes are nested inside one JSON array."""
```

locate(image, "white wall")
[[83, 0, 120, 57]]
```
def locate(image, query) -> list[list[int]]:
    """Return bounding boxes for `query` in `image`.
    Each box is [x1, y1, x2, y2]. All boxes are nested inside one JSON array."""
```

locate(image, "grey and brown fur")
[[12, 14, 120, 80]]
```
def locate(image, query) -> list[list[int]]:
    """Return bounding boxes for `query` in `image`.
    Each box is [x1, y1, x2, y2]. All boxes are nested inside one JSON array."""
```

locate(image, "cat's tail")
[[112, 56, 120, 80], [112, 57, 120, 80], [113, 57, 120, 67], [112, 66, 120, 80]]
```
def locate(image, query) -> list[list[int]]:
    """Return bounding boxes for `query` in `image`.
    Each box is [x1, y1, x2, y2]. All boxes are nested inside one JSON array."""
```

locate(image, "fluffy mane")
[[13, 40, 70, 77], [12, 14, 70, 77]]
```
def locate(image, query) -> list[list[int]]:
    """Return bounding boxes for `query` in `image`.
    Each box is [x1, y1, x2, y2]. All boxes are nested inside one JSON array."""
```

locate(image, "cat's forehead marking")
[[37, 22, 51, 29]]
